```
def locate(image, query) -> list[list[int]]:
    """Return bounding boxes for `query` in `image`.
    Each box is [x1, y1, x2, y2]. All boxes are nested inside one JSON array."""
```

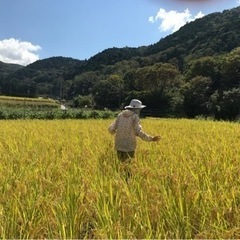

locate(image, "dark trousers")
[[117, 151, 135, 162], [116, 151, 134, 181]]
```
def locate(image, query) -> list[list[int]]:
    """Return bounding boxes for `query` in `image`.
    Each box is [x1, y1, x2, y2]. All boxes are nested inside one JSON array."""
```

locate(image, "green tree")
[[221, 48, 240, 89], [218, 88, 240, 120], [73, 95, 95, 108], [92, 74, 123, 109], [72, 71, 99, 96], [184, 56, 221, 89], [134, 63, 180, 94], [132, 63, 181, 112], [183, 76, 213, 117]]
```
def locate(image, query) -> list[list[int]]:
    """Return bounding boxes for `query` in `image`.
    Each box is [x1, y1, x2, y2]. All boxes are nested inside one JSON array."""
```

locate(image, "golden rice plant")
[[0, 118, 239, 239]]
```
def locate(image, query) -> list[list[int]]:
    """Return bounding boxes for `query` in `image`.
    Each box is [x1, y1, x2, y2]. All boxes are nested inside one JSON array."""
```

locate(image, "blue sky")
[[0, 0, 239, 66]]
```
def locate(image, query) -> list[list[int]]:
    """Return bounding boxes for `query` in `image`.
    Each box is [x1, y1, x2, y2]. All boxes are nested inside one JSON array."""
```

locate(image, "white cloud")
[[0, 38, 41, 66], [237, 0, 240, 5], [149, 8, 204, 33]]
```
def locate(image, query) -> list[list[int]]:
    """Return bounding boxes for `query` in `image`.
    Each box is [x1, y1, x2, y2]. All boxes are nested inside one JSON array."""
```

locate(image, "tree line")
[[72, 48, 240, 120], [1, 48, 239, 120]]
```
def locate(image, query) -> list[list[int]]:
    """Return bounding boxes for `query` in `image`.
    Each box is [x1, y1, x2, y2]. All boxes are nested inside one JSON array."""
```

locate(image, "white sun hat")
[[124, 99, 146, 109]]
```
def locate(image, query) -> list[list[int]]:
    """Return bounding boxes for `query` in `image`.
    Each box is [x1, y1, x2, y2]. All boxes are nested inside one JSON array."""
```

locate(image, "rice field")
[[0, 118, 239, 239], [0, 95, 59, 107]]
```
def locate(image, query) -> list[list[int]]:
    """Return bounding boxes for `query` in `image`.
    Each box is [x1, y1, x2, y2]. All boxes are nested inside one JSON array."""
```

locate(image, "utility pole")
[[59, 73, 64, 103]]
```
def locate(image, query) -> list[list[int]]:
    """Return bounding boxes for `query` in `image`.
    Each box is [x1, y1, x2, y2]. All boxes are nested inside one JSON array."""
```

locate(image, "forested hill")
[[0, 61, 23, 77], [0, 6, 240, 120], [145, 7, 240, 63]]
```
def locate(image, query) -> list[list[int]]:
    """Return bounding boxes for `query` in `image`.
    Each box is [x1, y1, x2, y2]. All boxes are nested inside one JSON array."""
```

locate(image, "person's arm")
[[133, 115, 156, 141], [133, 115, 161, 142], [108, 117, 118, 135], [151, 136, 161, 141]]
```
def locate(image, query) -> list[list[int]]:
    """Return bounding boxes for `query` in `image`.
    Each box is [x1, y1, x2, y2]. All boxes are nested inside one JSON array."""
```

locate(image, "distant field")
[[0, 95, 116, 120], [0, 118, 239, 239], [0, 95, 59, 107]]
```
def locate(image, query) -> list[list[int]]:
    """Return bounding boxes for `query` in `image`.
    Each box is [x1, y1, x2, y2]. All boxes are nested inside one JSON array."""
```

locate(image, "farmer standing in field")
[[108, 99, 160, 162]]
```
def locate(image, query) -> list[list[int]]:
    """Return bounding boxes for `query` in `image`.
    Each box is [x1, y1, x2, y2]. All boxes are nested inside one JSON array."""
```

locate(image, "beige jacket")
[[108, 109, 153, 152]]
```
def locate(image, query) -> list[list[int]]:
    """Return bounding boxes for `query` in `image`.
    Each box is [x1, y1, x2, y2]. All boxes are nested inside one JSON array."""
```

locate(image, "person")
[[108, 99, 161, 162]]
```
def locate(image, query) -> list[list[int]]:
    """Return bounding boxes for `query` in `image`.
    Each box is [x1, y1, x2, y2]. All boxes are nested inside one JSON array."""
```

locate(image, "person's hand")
[[152, 136, 161, 142]]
